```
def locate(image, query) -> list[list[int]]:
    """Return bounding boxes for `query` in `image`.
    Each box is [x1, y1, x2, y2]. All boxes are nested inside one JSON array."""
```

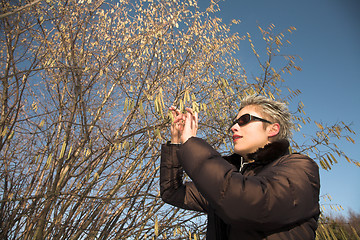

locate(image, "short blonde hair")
[[239, 95, 294, 140]]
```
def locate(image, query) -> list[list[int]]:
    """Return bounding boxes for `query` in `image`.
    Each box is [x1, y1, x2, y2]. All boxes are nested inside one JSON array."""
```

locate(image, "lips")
[[232, 135, 242, 142]]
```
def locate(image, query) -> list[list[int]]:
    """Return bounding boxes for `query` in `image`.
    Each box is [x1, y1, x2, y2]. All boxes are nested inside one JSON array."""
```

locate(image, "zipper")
[[239, 157, 250, 173]]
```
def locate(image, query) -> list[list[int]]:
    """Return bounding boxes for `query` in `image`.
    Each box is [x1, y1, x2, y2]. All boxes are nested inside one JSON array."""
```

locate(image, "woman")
[[160, 95, 320, 239]]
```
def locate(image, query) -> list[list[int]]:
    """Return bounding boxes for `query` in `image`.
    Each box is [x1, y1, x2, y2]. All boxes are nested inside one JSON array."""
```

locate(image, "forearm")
[[160, 143, 182, 198], [160, 143, 208, 212]]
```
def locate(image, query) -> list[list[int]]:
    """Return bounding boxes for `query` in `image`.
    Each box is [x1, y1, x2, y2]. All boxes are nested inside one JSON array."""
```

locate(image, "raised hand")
[[169, 106, 185, 144], [180, 108, 198, 144]]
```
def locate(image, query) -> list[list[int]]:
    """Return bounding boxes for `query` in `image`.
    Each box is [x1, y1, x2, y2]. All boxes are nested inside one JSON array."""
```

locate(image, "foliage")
[[317, 211, 360, 240], [0, 0, 357, 239]]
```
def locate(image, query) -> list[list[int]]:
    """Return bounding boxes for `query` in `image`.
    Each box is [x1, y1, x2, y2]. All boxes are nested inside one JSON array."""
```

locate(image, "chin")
[[234, 148, 246, 156]]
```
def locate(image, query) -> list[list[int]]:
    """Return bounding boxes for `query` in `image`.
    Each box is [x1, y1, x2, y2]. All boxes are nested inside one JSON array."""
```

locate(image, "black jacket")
[[160, 137, 320, 239]]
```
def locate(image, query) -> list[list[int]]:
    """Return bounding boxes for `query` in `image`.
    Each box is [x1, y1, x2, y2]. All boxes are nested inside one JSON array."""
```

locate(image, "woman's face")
[[230, 105, 275, 157]]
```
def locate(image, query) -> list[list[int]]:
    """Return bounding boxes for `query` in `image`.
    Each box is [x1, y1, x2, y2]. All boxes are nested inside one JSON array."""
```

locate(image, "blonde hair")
[[239, 95, 294, 140]]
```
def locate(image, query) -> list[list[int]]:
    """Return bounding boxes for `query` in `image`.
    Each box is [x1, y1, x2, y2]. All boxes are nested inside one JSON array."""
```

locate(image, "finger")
[[169, 106, 182, 113], [169, 107, 182, 123], [186, 110, 193, 129], [191, 112, 197, 131], [185, 107, 194, 115], [185, 108, 198, 128], [170, 110, 177, 121], [194, 111, 199, 128], [174, 114, 185, 124], [184, 111, 192, 129], [170, 106, 181, 114]]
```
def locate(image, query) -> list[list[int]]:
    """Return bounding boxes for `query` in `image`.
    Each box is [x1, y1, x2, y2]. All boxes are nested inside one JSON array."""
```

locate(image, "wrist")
[[170, 137, 181, 144], [167, 141, 181, 146]]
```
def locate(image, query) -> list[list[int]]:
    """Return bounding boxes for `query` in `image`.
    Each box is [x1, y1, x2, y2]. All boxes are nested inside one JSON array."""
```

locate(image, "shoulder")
[[274, 153, 320, 178], [278, 153, 317, 166]]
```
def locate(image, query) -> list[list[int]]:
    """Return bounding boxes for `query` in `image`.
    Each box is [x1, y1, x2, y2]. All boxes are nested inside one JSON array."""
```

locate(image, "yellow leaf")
[[154, 216, 159, 236], [314, 121, 324, 130], [139, 100, 145, 116], [319, 160, 327, 170], [124, 98, 129, 112], [8, 192, 14, 201], [94, 172, 99, 181], [59, 141, 67, 159], [1, 127, 8, 137], [8, 130, 14, 140], [184, 89, 190, 103], [45, 154, 53, 170], [329, 153, 337, 164], [39, 119, 45, 128], [179, 99, 184, 112], [192, 101, 199, 113], [346, 136, 355, 144], [67, 146, 73, 159]]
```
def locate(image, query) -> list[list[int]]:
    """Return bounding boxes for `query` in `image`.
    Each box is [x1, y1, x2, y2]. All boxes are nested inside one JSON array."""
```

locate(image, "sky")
[[198, 0, 360, 217]]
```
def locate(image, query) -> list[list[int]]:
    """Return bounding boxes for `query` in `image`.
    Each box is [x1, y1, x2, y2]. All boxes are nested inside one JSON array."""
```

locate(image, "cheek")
[[243, 127, 260, 137], [244, 126, 268, 142]]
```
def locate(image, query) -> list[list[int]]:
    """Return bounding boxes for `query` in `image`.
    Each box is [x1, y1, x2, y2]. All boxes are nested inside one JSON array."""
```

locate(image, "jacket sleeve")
[[178, 137, 320, 232], [160, 143, 209, 213]]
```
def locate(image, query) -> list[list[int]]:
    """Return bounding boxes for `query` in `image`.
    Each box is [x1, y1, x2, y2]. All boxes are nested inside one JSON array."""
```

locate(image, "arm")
[[160, 142, 208, 212], [178, 137, 320, 231]]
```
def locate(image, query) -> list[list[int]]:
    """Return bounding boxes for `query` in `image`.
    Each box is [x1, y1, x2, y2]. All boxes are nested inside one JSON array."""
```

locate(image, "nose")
[[230, 123, 239, 133]]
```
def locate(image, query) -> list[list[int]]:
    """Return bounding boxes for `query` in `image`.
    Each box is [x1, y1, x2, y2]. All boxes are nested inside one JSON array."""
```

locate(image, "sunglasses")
[[231, 113, 272, 128]]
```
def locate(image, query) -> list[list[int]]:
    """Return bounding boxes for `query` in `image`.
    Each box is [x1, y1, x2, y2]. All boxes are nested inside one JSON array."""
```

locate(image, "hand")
[[169, 106, 185, 144], [180, 108, 198, 144]]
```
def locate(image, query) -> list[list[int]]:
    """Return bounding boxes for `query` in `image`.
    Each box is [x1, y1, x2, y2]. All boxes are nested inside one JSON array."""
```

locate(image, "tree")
[[316, 211, 360, 240], [0, 0, 357, 239]]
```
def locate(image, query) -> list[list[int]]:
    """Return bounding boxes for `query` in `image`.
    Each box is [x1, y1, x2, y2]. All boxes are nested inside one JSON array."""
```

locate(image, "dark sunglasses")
[[231, 113, 272, 128]]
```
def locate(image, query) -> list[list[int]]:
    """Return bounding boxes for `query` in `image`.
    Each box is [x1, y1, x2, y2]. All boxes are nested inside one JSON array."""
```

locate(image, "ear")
[[267, 123, 280, 138]]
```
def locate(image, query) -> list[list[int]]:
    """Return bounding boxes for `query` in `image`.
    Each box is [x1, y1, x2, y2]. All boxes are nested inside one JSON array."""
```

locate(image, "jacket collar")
[[225, 139, 290, 168], [247, 139, 290, 165]]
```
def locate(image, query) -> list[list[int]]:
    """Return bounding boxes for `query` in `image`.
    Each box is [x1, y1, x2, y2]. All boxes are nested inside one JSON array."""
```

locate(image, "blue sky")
[[198, 0, 360, 217]]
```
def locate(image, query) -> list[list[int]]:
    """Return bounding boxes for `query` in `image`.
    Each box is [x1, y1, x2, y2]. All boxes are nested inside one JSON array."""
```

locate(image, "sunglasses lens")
[[238, 114, 250, 126]]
